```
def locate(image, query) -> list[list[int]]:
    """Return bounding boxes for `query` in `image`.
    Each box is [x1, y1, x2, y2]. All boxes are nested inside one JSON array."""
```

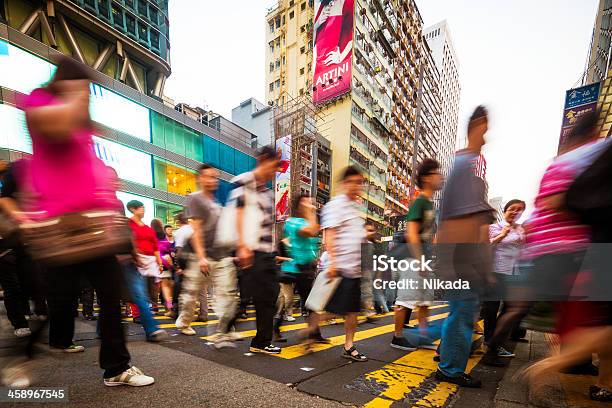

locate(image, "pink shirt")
[[19, 88, 116, 219], [523, 158, 590, 259]]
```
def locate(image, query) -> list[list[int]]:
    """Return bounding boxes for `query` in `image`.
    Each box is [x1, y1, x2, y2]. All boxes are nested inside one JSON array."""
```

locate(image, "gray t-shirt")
[[440, 150, 494, 221], [185, 192, 226, 260]]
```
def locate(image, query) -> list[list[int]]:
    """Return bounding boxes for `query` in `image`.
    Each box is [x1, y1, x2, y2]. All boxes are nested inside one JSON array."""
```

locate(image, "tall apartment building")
[[387, 0, 422, 215], [583, 0, 612, 138], [414, 39, 441, 171], [0, 0, 257, 224], [424, 21, 460, 179], [585, 0, 612, 85], [265, 0, 314, 106], [265, 0, 431, 229]]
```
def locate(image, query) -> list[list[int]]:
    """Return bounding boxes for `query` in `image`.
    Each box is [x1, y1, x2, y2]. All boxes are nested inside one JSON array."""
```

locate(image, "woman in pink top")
[[18, 56, 153, 387]]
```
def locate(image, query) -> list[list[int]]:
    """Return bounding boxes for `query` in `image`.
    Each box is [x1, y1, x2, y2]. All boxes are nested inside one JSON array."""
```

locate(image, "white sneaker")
[[104, 366, 154, 387], [14, 328, 31, 338], [283, 315, 296, 322], [1, 361, 31, 388], [180, 327, 196, 336], [225, 331, 243, 341]]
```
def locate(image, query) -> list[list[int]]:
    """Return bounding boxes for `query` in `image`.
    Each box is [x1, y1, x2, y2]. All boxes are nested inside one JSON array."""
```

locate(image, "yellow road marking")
[[200, 305, 449, 341], [361, 320, 485, 408], [363, 397, 394, 408], [273, 312, 450, 360]]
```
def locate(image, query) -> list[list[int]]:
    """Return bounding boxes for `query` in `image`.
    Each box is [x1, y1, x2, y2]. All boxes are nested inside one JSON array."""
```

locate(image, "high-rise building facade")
[[265, 0, 436, 229], [585, 0, 612, 85], [414, 39, 441, 169], [265, 0, 315, 106], [387, 0, 421, 215], [0, 0, 257, 224], [583, 0, 612, 138], [424, 21, 460, 179]]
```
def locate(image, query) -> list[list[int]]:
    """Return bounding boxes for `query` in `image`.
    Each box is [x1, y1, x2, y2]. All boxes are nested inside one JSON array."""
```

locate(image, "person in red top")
[[127, 200, 163, 321]]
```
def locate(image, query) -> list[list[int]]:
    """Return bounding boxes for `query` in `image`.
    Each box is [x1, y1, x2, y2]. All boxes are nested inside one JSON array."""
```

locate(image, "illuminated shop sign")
[[93, 136, 153, 187]]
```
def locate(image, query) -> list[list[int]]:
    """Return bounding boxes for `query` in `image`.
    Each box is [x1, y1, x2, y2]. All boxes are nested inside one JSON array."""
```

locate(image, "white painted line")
[[244, 352, 254, 356], [300, 367, 315, 372]]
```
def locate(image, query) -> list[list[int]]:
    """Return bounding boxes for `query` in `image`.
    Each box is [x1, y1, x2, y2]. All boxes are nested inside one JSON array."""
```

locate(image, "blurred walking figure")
[[391, 159, 444, 351], [18, 56, 153, 386], [127, 202, 163, 323], [104, 168, 167, 343], [435, 106, 495, 388], [170, 213, 192, 318], [152, 220, 175, 315], [176, 164, 239, 345], [482, 199, 525, 366], [235, 146, 282, 355], [277, 194, 327, 343], [304, 166, 368, 362], [521, 112, 612, 401]]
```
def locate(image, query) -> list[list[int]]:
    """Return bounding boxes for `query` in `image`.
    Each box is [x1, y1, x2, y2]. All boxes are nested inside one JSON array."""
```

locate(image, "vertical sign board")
[[558, 83, 600, 153], [312, 0, 355, 105], [275, 135, 292, 222]]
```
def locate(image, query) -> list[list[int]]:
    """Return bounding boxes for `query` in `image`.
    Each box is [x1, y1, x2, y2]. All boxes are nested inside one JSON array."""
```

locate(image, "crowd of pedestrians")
[[1, 56, 612, 403]]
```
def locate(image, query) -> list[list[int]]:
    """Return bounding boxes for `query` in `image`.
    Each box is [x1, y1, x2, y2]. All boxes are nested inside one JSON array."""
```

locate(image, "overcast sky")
[[164, 0, 599, 213]]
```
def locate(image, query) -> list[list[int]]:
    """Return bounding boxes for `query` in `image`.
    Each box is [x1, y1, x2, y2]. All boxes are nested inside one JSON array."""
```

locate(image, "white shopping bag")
[[305, 269, 342, 312]]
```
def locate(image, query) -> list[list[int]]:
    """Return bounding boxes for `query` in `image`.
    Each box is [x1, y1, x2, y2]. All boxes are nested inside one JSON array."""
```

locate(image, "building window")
[[137, 0, 148, 18], [290, 0, 295, 6], [300, 46, 305, 54], [301, 25, 305, 33], [276, 37, 280, 47], [269, 42, 274, 53], [282, 55, 286, 65], [289, 11, 295, 19], [124, 0, 134, 9], [301, 2, 306, 11], [299, 88, 304, 96], [307, 62, 312, 72], [269, 83, 274, 92], [275, 59, 280, 69], [112, 5, 124, 28], [300, 67, 305, 75], [149, 6, 158, 25], [126, 14, 136, 36], [269, 21, 274, 33], [269, 63, 274, 73], [275, 16, 281, 28], [275, 79, 280, 89]]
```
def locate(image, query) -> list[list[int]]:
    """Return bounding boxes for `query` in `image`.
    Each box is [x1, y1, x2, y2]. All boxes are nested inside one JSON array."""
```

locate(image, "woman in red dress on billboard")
[[313, 0, 354, 103]]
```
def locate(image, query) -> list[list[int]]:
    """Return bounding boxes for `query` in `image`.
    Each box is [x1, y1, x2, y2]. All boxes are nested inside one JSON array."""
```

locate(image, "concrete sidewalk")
[[490, 331, 607, 408], [5, 340, 346, 408]]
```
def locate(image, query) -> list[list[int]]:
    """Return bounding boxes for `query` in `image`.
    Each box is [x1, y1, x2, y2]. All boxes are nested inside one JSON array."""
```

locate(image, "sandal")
[[590, 385, 612, 402], [342, 346, 368, 362]]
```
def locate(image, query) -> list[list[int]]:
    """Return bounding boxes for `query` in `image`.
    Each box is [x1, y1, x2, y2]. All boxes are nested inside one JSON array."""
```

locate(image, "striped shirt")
[[522, 141, 608, 259], [234, 171, 275, 253], [489, 221, 524, 275], [321, 194, 365, 278]]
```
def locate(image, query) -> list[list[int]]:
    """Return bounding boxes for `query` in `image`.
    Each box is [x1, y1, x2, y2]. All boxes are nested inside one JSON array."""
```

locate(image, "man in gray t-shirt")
[[176, 164, 238, 344]]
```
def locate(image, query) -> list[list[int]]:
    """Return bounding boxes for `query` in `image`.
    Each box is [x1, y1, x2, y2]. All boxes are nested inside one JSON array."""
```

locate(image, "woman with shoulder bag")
[[17, 56, 153, 387]]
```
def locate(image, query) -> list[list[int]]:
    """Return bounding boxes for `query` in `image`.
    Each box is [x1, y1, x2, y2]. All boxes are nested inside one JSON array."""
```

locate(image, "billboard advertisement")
[[0, 104, 32, 154], [558, 82, 601, 153], [0, 39, 56, 95], [92, 136, 153, 187], [275, 135, 292, 222], [312, 0, 355, 105], [90, 84, 151, 142]]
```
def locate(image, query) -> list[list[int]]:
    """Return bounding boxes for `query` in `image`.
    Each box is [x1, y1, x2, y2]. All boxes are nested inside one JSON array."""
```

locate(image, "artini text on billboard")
[[312, 0, 355, 105]]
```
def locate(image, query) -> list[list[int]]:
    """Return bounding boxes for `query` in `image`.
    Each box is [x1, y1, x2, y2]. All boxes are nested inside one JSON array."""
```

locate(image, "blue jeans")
[[438, 296, 480, 377], [123, 262, 159, 336]]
